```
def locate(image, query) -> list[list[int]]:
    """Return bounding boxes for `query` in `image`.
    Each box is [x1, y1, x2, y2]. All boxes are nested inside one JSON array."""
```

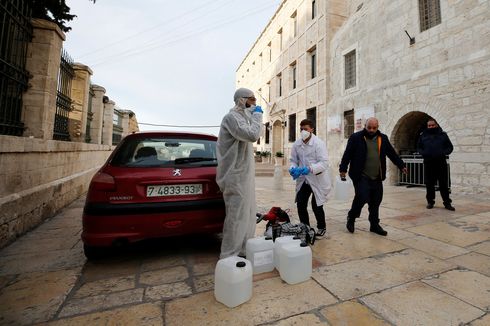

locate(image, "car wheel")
[[83, 244, 106, 260]]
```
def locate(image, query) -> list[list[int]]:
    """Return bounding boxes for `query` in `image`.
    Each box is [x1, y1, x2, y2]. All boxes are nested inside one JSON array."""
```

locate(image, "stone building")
[[237, 0, 490, 195]]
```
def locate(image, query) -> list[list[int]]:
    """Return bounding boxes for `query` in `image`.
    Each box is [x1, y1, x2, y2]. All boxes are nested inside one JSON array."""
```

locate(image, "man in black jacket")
[[417, 119, 454, 211], [339, 118, 407, 235]]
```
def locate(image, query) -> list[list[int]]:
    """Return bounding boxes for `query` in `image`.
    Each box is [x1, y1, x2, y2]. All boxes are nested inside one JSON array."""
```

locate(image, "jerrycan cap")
[[300, 242, 308, 247], [265, 236, 273, 240], [236, 261, 246, 268], [293, 236, 301, 240]]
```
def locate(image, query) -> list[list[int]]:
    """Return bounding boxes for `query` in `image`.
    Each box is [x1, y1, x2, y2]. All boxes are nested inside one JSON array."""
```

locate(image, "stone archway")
[[272, 120, 283, 156], [391, 111, 433, 155]]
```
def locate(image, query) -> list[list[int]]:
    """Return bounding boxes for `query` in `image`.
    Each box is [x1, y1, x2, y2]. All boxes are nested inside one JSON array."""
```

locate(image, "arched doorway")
[[272, 120, 283, 156], [390, 111, 443, 186], [391, 111, 433, 155]]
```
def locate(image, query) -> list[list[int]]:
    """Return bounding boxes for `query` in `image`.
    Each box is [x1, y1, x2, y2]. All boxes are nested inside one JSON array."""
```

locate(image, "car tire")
[[83, 244, 106, 260]]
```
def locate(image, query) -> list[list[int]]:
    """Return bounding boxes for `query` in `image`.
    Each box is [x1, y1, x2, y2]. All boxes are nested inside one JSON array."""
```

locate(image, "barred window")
[[277, 73, 282, 97], [288, 114, 296, 142], [265, 122, 270, 144], [307, 107, 316, 134], [344, 50, 356, 90], [419, 0, 441, 32], [344, 109, 354, 138], [312, 0, 316, 19], [291, 11, 298, 37], [291, 63, 297, 89]]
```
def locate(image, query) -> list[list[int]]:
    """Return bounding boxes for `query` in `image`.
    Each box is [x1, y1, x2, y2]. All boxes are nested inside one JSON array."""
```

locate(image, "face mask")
[[365, 130, 377, 139], [301, 130, 311, 141], [427, 128, 438, 134]]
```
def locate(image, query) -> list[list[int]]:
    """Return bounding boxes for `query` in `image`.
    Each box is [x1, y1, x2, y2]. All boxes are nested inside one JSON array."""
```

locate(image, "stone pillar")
[[69, 63, 93, 142], [120, 111, 130, 138], [102, 100, 115, 145], [90, 85, 105, 144], [22, 19, 65, 139]]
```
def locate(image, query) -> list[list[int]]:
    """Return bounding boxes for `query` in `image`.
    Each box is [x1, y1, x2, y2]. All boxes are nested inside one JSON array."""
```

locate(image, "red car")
[[82, 131, 225, 259]]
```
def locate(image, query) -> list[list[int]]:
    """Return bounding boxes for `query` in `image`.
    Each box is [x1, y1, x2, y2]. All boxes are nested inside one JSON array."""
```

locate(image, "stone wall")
[[0, 136, 112, 248], [326, 0, 490, 194]]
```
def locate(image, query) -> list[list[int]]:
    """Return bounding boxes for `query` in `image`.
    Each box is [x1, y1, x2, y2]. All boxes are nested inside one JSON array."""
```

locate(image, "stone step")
[[255, 163, 287, 177]]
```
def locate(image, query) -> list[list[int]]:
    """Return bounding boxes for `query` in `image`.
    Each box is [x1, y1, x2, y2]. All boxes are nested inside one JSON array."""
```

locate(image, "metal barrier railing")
[[53, 48, 74, 141], [398, 154, 451, 190], [0, 0, 32, 136]]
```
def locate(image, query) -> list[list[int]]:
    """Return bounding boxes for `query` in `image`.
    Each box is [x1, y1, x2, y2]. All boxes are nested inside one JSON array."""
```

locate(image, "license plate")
[[146, 184, 203, 197]]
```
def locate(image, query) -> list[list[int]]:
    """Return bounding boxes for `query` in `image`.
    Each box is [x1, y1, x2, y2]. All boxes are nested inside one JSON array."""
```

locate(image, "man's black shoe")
[[346, 218, 355, 233], [426, 203, 434, 209], [444, 204, 455, 211], [370, 225, 388, 236]]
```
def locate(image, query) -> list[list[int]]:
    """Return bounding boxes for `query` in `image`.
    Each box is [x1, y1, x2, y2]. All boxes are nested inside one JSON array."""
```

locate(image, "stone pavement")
[[0, 176, 489, 325]]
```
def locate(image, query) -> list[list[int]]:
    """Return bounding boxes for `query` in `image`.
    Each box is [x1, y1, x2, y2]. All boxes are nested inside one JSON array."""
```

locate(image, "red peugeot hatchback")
[[82, 131, 225, 259]]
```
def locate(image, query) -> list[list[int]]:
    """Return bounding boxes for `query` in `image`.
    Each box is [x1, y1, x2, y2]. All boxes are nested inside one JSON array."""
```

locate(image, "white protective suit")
[[216, 88, 263, 259], [290, 134, 332, 206]]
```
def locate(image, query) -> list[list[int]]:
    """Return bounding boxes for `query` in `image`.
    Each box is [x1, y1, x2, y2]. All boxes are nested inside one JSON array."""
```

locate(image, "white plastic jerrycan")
[[246, 236, 274, 274], [214, 256, 253, 308], [279, 242, 312, 285], [274, 236, 301, 272], [334, 175, 354, 201]]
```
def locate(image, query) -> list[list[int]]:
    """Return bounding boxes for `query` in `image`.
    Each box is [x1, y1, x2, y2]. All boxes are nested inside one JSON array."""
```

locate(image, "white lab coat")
[[216, 103, 262, 259], [290, 135, 331, 206]]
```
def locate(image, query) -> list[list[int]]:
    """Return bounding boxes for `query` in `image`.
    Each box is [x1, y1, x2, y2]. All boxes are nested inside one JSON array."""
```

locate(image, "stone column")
[[90, 85, 105, 144], [70, 63, 93, 142], [22, 19, 65, 139], [102, 99, 115, 145], [120, 111, 130, 138]]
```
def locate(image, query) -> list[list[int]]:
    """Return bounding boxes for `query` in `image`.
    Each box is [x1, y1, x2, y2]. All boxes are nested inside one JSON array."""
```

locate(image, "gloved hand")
[[253, 106, 263, 114], [300, 166, 310, 175], [289, 167, 301, 180]]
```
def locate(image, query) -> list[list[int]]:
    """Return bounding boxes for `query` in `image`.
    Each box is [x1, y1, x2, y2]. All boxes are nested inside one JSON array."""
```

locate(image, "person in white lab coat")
[[216, 88, 263, 259], [289, 119, 331, 238]]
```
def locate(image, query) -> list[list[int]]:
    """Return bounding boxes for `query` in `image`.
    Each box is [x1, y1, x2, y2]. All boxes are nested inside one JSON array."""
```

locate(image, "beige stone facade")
[[238, 0, 490, 195], [0, 18, 141, 248]]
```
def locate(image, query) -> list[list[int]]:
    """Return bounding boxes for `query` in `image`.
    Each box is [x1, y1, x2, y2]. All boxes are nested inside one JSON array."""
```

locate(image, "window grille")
[[344, 50, 356, 89], [0, 0, 32, 136], [344, 109, 354, 138], [288, 114, 296, 142], [419, 0, 441, 32], [292, 64, 297, 89], [53, 49, 74, 141], [265, 122, 270, 144], [307, 107, 316, 134]]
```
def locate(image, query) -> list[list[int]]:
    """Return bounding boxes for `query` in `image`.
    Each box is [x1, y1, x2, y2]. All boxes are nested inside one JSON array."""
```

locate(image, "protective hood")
[[233, 88, 254, 109]]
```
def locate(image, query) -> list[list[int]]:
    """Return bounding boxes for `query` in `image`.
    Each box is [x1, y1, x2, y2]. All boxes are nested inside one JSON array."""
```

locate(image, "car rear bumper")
[[82, 198, 225, 246]]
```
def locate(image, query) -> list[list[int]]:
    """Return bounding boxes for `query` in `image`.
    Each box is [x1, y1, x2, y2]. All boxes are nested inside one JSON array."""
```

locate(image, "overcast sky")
[[64, 0, 281, 135]]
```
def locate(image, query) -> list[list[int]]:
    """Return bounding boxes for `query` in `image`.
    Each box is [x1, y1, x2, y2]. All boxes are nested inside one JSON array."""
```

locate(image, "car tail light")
[[91, 172, 116, 191]]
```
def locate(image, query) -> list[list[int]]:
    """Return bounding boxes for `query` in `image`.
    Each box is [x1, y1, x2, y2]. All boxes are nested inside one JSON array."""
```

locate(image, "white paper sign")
[[354, 106, 374, 131], [327, 115, 341, 133]]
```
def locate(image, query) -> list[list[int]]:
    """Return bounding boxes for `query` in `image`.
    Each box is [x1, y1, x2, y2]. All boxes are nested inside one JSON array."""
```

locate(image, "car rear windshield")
[[110, 137, 218, 167]]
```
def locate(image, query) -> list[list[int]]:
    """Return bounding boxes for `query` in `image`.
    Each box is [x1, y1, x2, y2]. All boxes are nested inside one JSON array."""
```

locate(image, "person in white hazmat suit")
[[216, 88, 263, 259], [289, 119, 331, 238]]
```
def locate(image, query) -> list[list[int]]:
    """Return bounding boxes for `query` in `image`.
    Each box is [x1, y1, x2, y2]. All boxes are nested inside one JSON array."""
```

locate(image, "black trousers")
[[424, 157, 451, 205], [296, 182, 326, 229], [347, 176, 383, 226]]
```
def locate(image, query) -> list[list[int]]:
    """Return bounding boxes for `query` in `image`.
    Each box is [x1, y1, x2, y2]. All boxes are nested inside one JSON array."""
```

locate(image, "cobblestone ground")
[[0, 176, 489, 325]]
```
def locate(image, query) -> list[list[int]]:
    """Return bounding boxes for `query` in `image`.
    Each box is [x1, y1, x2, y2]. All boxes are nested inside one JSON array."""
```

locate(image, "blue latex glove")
[[289, 167, 301, 180], [253, 106, 263, 114], [300, 166, 310, 175]]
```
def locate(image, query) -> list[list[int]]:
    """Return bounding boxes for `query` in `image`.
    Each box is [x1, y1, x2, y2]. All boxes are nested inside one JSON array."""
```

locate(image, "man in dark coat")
[[339, 118, 407, 236], [417, 119, 454, 210]]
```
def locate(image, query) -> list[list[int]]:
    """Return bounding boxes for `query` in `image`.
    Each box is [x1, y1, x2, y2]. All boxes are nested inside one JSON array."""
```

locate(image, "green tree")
[[31, 0, 96, 33]]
